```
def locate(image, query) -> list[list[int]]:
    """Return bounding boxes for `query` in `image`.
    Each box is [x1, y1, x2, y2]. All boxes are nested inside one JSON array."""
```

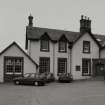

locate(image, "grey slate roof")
[[26, 26, 80, 42], [26, 26, 105, 48]]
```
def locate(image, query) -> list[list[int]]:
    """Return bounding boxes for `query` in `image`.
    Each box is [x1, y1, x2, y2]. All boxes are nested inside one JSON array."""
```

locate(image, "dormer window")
[[83, 41, 90, 53], [59, 41, 67, 52], [40, 39, 49, 52], [40, 32, 50, 52]]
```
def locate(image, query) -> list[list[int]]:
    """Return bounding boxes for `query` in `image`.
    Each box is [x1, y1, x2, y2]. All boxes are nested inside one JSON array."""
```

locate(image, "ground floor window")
[[39, 57, 50, 73], [4, 56, 24, 82], [58, 58, 67, 74], [82, 59, 91, 76], [4, 56, 24, 74]]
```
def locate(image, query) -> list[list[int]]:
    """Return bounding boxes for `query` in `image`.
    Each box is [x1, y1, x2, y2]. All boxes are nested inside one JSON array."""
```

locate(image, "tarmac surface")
[[0, 80, 105, 105]]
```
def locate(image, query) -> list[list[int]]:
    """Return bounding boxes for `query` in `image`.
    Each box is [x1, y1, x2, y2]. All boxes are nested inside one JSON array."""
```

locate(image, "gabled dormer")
[[58, 34, 68, 53], [40, 32, 50, 52]]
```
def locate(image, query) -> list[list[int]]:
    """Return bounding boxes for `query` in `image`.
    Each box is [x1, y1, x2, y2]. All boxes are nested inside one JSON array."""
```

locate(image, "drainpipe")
[[99, 47, 101, 59], [68, 42, 73, 74], [53, 42, 55, 77]]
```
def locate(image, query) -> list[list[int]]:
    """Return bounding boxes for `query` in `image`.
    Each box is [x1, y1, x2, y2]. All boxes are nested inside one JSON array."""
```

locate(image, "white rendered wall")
[[29, 40, 70, 78], [0, 44, 37, 82], [72, 33, 99, 80], [28, 33, 99, 80], [54, 42, 70, 79], [29, 40, 54, 74], [100, 49, 105, 58]]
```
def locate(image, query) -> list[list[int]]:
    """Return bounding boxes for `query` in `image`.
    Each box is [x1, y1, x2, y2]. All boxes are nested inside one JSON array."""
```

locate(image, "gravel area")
[[0, 80, 105, 105]]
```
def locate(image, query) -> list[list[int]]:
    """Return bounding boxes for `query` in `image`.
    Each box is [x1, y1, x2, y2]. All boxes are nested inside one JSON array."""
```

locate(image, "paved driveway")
[[0, 80, 105, 105]]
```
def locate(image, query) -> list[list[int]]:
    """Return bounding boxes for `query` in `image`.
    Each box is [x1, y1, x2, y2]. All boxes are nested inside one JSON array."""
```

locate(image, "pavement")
[[0, 80, 105, 105]]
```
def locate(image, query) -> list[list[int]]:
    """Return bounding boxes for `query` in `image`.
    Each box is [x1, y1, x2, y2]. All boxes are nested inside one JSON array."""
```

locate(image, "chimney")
[[80, 15, 91, 33], [28, 14, 33, 27]]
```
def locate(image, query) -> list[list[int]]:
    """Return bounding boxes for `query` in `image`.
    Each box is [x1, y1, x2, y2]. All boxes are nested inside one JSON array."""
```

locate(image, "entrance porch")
[[92, 59, 105, 78]]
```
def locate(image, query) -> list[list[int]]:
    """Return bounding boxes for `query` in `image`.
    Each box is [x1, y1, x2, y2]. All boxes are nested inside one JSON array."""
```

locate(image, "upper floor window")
[[59, 41, 67, 52], [83, 41, 90, 53], [40, 39, 49, 52]]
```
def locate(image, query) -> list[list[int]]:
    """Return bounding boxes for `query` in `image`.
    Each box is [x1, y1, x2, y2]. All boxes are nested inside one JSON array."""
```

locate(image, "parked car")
[[58, 73, 73, 83], [13, 73, 46, 86], [45, 72, 55, 83]]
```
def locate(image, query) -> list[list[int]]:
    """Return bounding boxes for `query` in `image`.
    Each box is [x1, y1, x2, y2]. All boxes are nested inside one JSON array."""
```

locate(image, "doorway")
[[95, 63, 104, 76]]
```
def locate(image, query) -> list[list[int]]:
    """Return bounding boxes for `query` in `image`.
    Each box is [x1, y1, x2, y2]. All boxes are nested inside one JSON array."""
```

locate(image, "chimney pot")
[[28, 14, 33, 27], [85, 16, 87, 20], [80, 15, 91, 33], [81, 15, 84, 19]]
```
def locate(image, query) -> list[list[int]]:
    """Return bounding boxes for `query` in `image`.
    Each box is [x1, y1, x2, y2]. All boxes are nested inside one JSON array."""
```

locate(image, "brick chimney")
[[80, 15, 91, 34]]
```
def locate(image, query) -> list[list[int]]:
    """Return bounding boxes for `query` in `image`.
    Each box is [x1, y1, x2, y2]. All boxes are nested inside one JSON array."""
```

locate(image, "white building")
[[0, 42, 38, 82], [25, 15, 105, 80]]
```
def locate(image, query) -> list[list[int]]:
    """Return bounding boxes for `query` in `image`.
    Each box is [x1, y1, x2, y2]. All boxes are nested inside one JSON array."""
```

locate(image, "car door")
[[25, 73, 35, 85], [22, 73, 31, 84]]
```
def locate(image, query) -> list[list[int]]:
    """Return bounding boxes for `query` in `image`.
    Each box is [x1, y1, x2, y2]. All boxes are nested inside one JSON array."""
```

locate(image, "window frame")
[[40, 39, 49, 52], [83, 41, 90, 53], [58, 41, 67, 53], [4, 56, 24, 74], [82, 58, 91, 76], [39, 57, 50, 73], [58, 58, 67, 74]]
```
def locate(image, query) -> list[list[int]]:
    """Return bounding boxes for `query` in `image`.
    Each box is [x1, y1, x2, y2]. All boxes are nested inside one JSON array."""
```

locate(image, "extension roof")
[[26, 26, 105, 49], [0, 41, 38, 67]]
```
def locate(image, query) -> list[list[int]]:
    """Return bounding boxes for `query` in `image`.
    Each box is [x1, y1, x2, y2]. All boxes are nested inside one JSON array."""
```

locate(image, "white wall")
[[29, 40, 71, 78], [0, 44, 37, 82], [54, 42, 70, 78], [28, 33, 99, 80], [100, 49, 105, 58], [72, 33, 99, 80], [29, 40, 53, 73]]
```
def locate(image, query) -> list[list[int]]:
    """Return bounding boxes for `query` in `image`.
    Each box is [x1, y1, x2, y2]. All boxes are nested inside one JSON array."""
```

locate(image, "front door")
[[95, 64, 104, 76]]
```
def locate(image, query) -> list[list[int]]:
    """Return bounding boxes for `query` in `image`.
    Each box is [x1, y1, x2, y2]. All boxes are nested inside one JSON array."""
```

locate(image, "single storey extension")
[[0, 42, 38, 82]]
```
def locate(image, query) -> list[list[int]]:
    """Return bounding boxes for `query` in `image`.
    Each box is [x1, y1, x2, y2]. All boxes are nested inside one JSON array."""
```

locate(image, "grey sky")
[[0, 0, 105, 50]]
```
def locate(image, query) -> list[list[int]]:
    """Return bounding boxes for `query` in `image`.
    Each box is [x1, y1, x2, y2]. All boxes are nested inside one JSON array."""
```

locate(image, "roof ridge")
[[28, 26, 80, 33]]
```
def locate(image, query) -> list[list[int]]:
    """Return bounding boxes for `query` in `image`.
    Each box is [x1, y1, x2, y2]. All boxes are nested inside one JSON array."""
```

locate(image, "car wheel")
[[34, 81, 39, 86], [15, 81, 20, 85]]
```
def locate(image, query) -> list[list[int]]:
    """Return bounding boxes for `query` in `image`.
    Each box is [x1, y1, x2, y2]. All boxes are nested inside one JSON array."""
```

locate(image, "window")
[[40, 40, 49, 51], [83, 41, 90, 53], [58, 58, 67, 73], [76, 65, 80, 71], [39, 57, 50, 73], [5, 59, 14, 73], [15, 59, 23, 73], [59, 41, 67, 52], [82, 59, 91, 76], [4, 56, 24, 74]]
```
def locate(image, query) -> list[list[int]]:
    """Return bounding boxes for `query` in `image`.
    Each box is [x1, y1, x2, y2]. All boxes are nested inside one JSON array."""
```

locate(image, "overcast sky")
[[0, 0, 105, 51]]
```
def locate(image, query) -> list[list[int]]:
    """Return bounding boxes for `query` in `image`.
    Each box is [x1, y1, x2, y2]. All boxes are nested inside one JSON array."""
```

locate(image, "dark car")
[[45, 73, 55, 83], [58, 73, 73, 83], [13, 73, 46, 86]]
